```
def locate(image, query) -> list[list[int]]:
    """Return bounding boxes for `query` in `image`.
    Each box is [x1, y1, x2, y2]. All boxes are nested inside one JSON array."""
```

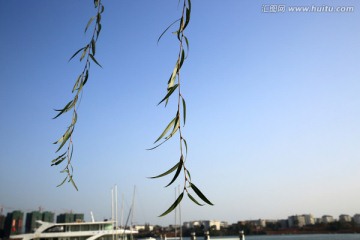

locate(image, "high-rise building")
[[57, 213, 84, 223], [74, 213, 84, 222], [0, 214, 6, 238], [42, 211, 55, 223], [4, 210, 24, 237], [25, 211, 42, 233]]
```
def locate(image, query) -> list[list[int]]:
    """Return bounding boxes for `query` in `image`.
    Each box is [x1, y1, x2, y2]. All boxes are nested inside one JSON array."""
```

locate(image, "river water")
[[183, 234, 360, 240]]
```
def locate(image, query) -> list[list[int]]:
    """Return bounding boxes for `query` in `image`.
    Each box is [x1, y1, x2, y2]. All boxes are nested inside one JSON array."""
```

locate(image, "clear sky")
[[0, 0, 359, 226]]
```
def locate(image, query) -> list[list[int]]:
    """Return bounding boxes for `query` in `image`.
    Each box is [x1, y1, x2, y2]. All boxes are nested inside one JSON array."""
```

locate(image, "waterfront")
[[187, 235, 360, 240]]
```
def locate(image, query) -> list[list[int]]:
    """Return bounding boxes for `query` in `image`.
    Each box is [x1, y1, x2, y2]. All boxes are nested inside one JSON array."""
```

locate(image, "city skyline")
[[1, 0, 359, 226]]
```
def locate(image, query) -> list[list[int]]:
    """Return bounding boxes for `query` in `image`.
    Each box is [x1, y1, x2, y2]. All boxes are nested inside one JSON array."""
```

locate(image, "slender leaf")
[[55, 127, 74, 152], [159, 192, 183, 217], [182, 97, 186, 126], [183, 6, 191, 30], [80, 45, 88, 61], [69, 47, 86, 62], [150, 162, 180, 179], [158, 18, 181, 44], [154, 117, 176, 143], [190, 183, 213, 205], [182, 138, 187, 156], [185, 169, 191, 181], [69, 177, 78, 191], [94, 0, 99, 8], [158, 84, 178, 106], [57, 176, 68, 187], [179, 49, 185, 69], [85, 16, 95, 33], [165, 159, 183, 187], [72, 74, 83, 93], [183, 35, 189, 58], [91, 39, 96, 56], [89, 54, 102, 67], [187, 193, 203, 206]]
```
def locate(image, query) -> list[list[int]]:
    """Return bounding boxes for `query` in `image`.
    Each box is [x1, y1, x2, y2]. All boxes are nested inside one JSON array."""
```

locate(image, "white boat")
[[10, 220, 138, 240]]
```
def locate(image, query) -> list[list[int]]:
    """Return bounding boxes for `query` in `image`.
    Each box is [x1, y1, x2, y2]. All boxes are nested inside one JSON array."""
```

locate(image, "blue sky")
[[0, 0, 359, 226]]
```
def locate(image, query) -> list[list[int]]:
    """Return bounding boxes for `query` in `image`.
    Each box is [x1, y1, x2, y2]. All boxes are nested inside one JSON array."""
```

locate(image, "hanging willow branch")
[[149, 0, 213, 217], [51, 0, 104, 190]]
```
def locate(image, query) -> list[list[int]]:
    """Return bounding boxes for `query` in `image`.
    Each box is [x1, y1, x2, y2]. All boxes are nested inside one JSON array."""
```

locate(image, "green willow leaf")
[[185, 169, 191, 181], [150, 162, 180, 179], [96, 23, 102, 40], [187, 193, 203, 206], [159, 192, 183, 217], [55, 127, 74, 152], [72, 74, 83, 93], [179, 49, 185, 69], [57, 176, 68, 187], [69, 177, 78, 191], [165, 158, 183, 187], [69, 47, 86, 62], [158, 84, 178, 106], [183, 6, 191, 30], [190, 183, 213, 206], [167, 63, 178, 89], [154, 116, 176, 143], [182, 138, 188, 157], [94, 0, 99, 8], [85, 16, 95, 33], [53, 95, 78, 119], [91, 39, 96, 56], [80, 45, 89, 61], [89, 54, 102, 67], [182, 97, 186, 126], [183, 35, 189, 58], [157, 18, 181, 44], [51, 152, 67, 165]]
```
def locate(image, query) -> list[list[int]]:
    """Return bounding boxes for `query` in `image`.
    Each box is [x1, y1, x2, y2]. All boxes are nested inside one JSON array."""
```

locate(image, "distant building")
[[321, 215, 334, 224], [25, 211, 42, 233], [183, 220, 222, 230], [57, 213, 84, 223], [4, 210, 24, 237], [0, 214, 6, 238], [303, 214, 315, 225], [353, 214, 360, 225], [288, 215, 305, 228], [278, 219, 288, 229], [42, 211, 54, 223], [339, 214, 352, 222]]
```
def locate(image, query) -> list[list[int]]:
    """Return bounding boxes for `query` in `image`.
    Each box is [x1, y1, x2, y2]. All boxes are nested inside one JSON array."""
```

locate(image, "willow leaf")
[[179, 49, 185, 69], [91, 39, 96, 56], [183, 6, 191, 30], [158, 84, 178, 106], [159, 192, 183, 217], [69, 177, 78, 191], [55, 127, 74, 152], [184, 35, 189, 58], [182, 97, 186, 126], [89, 54, 102, 67], [85, 16, 95, 33], [158, 18, 181, 44], [57, 176, 68, 187], [154, 116, 176, 143], [190, 183, 213, 205], [182, 138, 188, 158], [69, 47, 86, 62], [150, 162, 180, 179], [187, 193, 203, 206], [72, 74, 83, 93], [80, 45, 88, 61], [165, 159, 183, 187], [51, 152, 67, 164]]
